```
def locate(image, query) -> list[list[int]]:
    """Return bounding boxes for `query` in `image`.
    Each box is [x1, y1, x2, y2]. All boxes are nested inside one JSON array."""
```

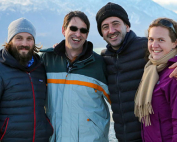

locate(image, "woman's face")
[[148, 26, 177, 60]]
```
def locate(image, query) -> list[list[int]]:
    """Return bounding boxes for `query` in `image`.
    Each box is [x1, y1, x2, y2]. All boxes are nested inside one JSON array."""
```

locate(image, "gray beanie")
[[8, 18, 36, 43]]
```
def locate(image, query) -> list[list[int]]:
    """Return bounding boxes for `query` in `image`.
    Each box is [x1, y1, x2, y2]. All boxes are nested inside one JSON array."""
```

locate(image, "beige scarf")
[[134, 49, 177, 126]]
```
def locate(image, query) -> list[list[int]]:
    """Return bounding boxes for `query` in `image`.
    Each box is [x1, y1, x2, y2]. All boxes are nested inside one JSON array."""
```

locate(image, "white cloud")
[[0, 0, 33, 5], [152, 0, 177, 5], [152, 0, 177, 13], [37, 33, 48, 37]]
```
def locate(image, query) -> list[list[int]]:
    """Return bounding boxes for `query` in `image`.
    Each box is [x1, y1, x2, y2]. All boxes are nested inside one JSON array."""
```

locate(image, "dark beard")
[[8, 45, 34, 67]]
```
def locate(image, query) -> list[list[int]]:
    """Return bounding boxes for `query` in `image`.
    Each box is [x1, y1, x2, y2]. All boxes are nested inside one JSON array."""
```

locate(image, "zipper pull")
[[67, 60, 72, 73], [68, 67, 72, 73]]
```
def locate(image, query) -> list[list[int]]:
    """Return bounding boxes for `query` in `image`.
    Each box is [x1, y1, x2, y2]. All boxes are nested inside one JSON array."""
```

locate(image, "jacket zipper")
[[118, 91, 126, 140], [116, 54, 126, 141], [28, 72, 36, 142]]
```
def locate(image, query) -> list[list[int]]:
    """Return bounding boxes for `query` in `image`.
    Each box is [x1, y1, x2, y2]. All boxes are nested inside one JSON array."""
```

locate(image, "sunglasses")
[[69, 26, 88, 34], [159, 19, 177, 35]]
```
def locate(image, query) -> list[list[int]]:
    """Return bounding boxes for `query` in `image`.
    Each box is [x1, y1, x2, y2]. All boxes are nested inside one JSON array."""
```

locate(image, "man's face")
[[62, 17, 88, 52], [101, 17, 130, 50], [8, 32, 35, 66]]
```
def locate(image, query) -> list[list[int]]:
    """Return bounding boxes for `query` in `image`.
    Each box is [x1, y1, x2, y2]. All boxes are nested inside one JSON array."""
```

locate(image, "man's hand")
[[53, 43, 59, 48], [169, 62, 177, 78]]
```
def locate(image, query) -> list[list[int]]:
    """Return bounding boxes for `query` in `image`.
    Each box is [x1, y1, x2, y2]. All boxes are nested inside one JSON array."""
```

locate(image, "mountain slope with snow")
[[0, 0, 176, 48]]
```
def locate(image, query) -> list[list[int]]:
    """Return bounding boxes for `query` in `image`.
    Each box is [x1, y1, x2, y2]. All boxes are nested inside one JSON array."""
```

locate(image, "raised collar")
[[106, 30, 136, 54], [54, 40, 94, 63]]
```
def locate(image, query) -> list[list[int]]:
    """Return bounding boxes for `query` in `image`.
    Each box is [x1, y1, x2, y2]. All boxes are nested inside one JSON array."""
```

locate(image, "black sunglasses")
[[159, 19, 177, 35], [69, 26, 88, 34]]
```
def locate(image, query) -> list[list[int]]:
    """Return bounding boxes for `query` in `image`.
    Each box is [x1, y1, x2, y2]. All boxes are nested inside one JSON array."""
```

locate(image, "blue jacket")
[[0, 48, 53, 142], [41, 40, 110, 142]]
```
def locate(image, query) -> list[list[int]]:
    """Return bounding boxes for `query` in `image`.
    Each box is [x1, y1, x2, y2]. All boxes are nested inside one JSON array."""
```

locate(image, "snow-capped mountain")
[[0, 0, 177, 48]]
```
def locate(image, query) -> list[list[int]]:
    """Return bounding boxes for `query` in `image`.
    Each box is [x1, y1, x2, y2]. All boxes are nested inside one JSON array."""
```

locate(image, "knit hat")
[[8, 18, 36, 43], [96, 2, 130, 36]]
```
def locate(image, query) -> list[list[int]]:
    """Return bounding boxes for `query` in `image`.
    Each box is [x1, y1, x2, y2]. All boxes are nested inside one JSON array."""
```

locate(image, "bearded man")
[[0, 18, 53, 142]]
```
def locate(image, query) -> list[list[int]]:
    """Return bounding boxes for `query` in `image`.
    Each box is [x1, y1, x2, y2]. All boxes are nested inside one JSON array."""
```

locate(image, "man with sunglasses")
[[40, 11, 110, 142], [96, 2, 177, 142]]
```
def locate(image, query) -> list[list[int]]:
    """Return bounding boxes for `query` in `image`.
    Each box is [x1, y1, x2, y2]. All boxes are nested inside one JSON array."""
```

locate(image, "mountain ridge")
[[0, 0, 177, 48]]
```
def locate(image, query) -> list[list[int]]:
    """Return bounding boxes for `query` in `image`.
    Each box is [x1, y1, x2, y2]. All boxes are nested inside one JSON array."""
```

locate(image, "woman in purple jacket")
[[134, 17, 177, 142]]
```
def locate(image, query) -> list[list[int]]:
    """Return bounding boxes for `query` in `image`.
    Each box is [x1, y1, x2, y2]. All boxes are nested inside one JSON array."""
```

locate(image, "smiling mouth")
[[18, 46, 30, 50], [110, 35, 118, 39], [20, 48, 28, 50], [108, 32, 120, 39], [153, 50, 161, 53], [72, 38, 81, 42]]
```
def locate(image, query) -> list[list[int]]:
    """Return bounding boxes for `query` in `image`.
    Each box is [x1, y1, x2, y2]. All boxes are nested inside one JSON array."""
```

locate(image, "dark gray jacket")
[[0, 48, 53, 142], [101, 30, 147, 142]]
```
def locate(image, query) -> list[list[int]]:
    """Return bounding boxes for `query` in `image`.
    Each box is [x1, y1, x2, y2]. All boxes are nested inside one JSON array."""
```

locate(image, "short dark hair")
[[63, 11, 90, 31], [148, 17, 177, 42]]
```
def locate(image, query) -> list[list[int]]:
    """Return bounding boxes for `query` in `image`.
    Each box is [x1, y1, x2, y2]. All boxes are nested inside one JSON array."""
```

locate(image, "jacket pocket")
[[79, 114, 104, 141], [85, 112, 110, 137], [87, 117, 105, 137], [79, 112, 110, 139], [0, 117, 9, 141]]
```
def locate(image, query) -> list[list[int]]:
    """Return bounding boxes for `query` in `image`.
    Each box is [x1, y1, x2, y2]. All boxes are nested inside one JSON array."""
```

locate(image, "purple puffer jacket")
[[142, 56, 177, 142]]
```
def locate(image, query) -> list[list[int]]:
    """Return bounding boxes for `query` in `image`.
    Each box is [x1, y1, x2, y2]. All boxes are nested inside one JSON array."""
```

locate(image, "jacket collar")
[[54, 40, 95, 71], [168, 55, 177, 64], [54, 40, 93, 62], [106, 30, 136, 55]]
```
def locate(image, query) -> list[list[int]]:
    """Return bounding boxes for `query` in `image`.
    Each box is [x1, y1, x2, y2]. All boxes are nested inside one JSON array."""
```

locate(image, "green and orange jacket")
[[40, 40, 111, 142]]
